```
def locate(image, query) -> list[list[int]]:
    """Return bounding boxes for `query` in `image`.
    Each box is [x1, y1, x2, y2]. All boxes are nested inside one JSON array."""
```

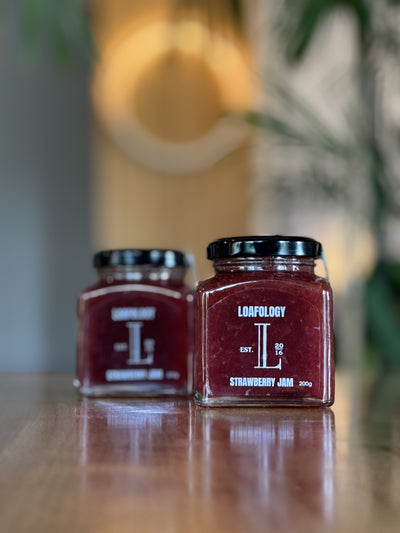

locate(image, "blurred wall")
[[91, 0, 253, 281], [92, 130, 251, 282], [0, 3, 92, 371]]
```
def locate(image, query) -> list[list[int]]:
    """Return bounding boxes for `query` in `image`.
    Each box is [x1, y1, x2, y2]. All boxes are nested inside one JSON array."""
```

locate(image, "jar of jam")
[[76, 249, 193, 396], [194, 236, 334, 407]]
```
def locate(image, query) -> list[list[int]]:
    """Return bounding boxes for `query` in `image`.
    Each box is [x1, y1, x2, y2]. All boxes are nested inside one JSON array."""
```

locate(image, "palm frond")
[[277, 0, 371, 62]]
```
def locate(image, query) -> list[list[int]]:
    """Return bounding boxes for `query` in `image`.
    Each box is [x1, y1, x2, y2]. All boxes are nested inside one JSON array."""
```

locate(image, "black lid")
[[94, 249, 189, 268], [207, 236, 322, 259]]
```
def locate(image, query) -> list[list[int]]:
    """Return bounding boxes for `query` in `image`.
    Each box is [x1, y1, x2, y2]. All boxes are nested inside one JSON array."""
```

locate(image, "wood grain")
[[1, 373, 400, 532]]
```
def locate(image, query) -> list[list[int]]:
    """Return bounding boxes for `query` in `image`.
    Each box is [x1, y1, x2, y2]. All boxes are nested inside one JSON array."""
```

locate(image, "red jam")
[[194, 236, 334, 407], [76, 249, 193, 396]]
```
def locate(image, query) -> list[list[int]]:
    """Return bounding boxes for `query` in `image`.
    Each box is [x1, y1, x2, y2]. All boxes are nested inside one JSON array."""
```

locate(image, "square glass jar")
[[194, 236, 334, 407], [76, 249, 193, 396]]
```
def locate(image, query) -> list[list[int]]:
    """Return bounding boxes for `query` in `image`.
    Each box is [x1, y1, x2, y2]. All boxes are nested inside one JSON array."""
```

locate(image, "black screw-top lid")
[[207, 236, 322, 259], [94, 249, 189, 268]]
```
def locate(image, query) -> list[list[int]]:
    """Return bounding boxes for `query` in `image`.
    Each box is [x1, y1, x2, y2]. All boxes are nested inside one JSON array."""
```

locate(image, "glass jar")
[[194, 236, 334, 407], [75, 249, 193, 396]]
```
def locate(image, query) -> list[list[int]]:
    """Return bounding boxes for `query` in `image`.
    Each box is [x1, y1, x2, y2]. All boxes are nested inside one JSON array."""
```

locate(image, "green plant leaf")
[[270, 81, 351, 156], [280, 0, 371, 62], [20, 0, 48, 61], [232, 110, 311, 144], [388, 263, 400, 288], [366, 261, 400, 370], [284, 0, 334, 61], [20, 0, 94, 67], [227, 0, 243, 29], [50, 23, 74, 68]]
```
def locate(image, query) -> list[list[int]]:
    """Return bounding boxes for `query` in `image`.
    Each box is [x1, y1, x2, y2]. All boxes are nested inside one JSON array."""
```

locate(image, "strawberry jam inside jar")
[[194, 236, 334, 407], [76, 249, 194, 397]]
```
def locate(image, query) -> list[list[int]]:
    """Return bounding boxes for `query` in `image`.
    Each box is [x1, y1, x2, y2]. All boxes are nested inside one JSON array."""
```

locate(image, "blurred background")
[[1, 0, 400, 373]]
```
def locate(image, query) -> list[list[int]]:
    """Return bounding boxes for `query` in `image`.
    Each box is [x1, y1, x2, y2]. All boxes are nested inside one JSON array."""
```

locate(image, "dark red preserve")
[[194, 236, 334, 406], [76, 249, 193, 396]]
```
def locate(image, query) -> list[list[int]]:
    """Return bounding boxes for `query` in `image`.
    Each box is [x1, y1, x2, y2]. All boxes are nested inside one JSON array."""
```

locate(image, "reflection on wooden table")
[[0, 373, 400, 532]]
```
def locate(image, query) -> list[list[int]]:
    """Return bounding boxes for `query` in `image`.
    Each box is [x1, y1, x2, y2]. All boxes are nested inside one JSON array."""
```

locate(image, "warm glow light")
[[92, 18, 256, 174], [321, 221, 376, 293]]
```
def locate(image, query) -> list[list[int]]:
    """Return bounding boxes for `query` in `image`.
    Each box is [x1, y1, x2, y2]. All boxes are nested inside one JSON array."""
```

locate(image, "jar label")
[[79, 287, 191, 390], [200, 285, 332, 400]]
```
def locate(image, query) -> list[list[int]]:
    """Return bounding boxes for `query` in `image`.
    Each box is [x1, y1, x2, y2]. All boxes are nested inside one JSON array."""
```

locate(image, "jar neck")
[[212, 256, 316, 274], [96, 265, 186, 283]]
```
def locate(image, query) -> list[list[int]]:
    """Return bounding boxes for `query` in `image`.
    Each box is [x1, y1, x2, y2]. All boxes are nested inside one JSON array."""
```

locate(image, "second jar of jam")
[[76, 249, 193, 396], [194, 236, 334, 407]]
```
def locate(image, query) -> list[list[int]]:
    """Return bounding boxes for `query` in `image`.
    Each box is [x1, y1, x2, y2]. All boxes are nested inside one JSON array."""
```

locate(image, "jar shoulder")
[[78, 280, 103, 298], [78, 280, 193, 308], [80, 278, 192, 292], [196, 273, 332, 296]]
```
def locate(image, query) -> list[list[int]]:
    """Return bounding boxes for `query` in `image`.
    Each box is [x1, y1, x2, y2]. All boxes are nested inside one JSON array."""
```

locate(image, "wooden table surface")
[[0, 373, 400, 533]]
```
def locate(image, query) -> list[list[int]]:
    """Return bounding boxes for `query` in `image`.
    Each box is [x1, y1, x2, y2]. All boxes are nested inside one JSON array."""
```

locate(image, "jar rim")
[[207, 235, 322, 260]]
